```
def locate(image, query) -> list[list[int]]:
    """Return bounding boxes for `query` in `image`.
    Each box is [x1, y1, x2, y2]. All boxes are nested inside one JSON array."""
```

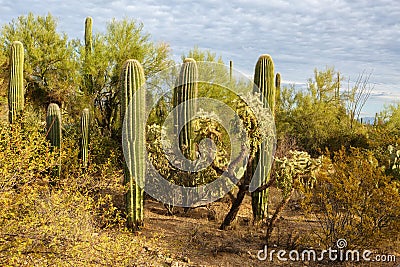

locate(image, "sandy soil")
[[136, 187, 399, 267]]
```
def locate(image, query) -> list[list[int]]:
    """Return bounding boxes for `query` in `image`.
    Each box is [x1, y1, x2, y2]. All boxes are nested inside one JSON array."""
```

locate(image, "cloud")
[[0, 0, 399, 115]]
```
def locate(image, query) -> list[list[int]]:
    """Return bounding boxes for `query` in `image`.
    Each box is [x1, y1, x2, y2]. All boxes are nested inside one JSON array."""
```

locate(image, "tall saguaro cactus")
[[172, 58, 198, 162], [46, 103, 62, 177], [85, 17, 93, 54], [80, 108, 90, 169], [121, 59, 146, 231], [275, 72, 281, 112], [8, 41, 24, 123], [252, 54, 276, 221], [84, 16, 93, 94]]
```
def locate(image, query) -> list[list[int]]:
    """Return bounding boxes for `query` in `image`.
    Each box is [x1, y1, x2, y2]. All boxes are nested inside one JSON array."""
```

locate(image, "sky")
[[1, 0, 399, 116]]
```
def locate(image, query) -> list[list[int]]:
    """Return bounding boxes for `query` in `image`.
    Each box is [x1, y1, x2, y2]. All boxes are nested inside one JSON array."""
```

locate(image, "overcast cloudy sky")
[[1, 0, 399, 116]]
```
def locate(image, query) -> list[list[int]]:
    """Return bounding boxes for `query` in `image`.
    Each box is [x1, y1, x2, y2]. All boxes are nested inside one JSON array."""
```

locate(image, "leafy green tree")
[[378, 103, 400, 133], [0, 13, 79, 111], [308, 67, 341, 103], [181, 46, 239, 102], [81, 18, 172, 136], [276, 67, 368, 156]]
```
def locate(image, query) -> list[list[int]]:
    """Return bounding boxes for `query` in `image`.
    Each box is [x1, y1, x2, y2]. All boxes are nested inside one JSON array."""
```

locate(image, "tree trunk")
[[265, 188, 294, 242], [219, 158, 254, 230], [219, 181, 248, 230]]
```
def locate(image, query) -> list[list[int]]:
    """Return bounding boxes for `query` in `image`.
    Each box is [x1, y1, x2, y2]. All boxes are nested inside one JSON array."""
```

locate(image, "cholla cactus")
[[275, 150, 321, 198], [388, 145, 400, 170], [266, 150, 321, 241]]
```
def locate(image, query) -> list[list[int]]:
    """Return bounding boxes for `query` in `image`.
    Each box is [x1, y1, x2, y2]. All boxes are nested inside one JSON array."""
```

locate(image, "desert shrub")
[[300, 147, 400, 249], [367, 126, 400, 180], [0, 119, 155, 266], [0, 119, 58, 190], [59, 121, 126, 228]]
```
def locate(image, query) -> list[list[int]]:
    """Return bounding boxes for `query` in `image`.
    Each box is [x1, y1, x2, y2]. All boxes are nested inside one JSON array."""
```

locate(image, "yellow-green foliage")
[[0, 121, 58, 188], [0, 121, 165, 266], [300, 148, 400, 249], [0, 50, 9, 121]]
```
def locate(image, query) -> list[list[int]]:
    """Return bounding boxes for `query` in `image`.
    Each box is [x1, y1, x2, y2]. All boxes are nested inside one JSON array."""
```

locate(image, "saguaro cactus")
[[46, 103, 62, 177], [8, 41, 24, 123], [121, 59, 146, 231], [80, 108, 90, 169], [85, 17, 93, 54], [84, 17, 93, 94], [172, 58, 198, 161], [275, 72, 281, 112], [252, 54, 276, 221]]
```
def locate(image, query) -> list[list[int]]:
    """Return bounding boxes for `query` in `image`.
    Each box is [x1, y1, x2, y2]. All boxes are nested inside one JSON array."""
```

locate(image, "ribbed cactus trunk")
[[251, 54, 276, 221], [275, 72, 281, 107], [172, 58, 198, 162], [46, 103, 62, 177], [121, 59, 146, 231], [80, 108, 90, 169], [8, 41, 24, 124], [229, 60, 233, 83], [84, 17, 93, 94], [172, 58, 198, 208]]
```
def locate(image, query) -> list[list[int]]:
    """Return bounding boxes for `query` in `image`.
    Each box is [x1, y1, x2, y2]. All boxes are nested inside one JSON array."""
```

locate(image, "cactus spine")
[[84, 17, 93, 94], [81, 108, 90, 169], [46, 103, 62, 177], [173, 58, 198, 162], [8, 41, 24, 123], [121, 59, 146, 231], [252, 54, 276, 221]]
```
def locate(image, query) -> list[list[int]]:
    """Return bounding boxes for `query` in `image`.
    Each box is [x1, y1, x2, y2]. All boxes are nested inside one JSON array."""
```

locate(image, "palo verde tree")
[[275, 67, 368, 156], [181, 46, 233, 102], [80, 18, 171, 136], [0, 13, 79, 111]]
